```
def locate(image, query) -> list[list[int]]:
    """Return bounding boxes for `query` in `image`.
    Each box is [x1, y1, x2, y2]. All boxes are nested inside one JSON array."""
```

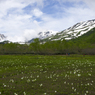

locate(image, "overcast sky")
[[0, 0, 95, 42]]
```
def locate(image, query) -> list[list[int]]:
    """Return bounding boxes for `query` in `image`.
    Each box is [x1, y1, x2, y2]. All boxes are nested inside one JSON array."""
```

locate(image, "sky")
[[0, 0, 95, 42]]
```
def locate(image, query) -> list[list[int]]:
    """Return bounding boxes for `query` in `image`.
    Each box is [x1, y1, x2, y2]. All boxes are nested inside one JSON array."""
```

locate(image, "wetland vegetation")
[[0, 55, 95, 95]]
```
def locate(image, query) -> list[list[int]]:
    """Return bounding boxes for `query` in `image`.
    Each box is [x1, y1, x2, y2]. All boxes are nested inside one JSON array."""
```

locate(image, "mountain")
[[73, 27, 95, 44], [28, 38, 36, 43], [0, 34, 6, 42], [41, 19, 95, 42], [38, 30, 58, 39], [28, 30, 58, 43]]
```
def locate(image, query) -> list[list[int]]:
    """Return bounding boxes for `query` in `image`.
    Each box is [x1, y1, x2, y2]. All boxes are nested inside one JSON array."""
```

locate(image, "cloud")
[[64, 5, 95, 21], [0, 0, 95, 42], [84, 0, 95, 10], [23, 29, 38, 41], [32, 9, 43, 17], [0, 0, 45, 41], [39, 0, 95, 31]]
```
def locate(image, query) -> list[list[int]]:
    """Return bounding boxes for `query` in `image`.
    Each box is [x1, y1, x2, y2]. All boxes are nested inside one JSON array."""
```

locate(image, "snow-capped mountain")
[[43, 19, 95, 41], [0, 34, 6, 42], [38, 30, 58, 39], [28, 30, 58, 43]]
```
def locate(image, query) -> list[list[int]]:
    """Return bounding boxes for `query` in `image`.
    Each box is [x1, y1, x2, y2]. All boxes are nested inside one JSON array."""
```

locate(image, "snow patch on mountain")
[[46, 19, 95, 41], [0, 34, 6, 42], [38, 30, 58, 39], [27, 30, 58, 43]]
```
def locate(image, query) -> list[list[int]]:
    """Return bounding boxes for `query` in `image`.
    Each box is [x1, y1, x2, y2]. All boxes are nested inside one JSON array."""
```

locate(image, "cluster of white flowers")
[[32, 79, 36, 82], [3, 83, 6, 87], [1, 56, 95, 95]]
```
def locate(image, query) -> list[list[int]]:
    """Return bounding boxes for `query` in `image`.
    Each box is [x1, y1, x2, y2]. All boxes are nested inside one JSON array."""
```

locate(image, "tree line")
[[0, 38, 95, 55]]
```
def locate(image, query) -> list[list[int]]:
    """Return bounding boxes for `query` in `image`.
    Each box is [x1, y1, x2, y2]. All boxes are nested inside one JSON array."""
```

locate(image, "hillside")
[[73, 28, 95, 44], [28, 30, 58, 43], [0, 34, 6, 41], [40, 19, 95, 42], [0, 19, 95, 55]]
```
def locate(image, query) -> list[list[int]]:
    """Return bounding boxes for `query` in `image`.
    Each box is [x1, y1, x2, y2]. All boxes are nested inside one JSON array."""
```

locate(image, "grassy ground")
[[0, 55, 95, 95]]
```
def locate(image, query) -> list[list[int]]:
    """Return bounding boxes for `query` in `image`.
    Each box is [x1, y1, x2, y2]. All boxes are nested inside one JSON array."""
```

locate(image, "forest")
[[0, 38, 94, 55], [0, 28, 95, 55]]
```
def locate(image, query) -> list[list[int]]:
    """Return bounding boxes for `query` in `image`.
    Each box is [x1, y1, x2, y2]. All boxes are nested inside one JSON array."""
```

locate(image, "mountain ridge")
[[1, 19, 95, 44], [73, 27, 95, 44], [28, 30, 58, 43], [40, 19, 95, 42], [0, 34, 6, 42]]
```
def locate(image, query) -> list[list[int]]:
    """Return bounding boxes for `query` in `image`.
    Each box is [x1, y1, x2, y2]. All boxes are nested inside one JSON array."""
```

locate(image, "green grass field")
[[0, 55, 95, 95]]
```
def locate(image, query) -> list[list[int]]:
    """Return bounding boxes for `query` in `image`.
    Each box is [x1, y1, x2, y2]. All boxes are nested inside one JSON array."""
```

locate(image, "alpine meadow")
[[0, 55, 95, 95], [0, 19, 95, 95], [1, 0, 95, 94]]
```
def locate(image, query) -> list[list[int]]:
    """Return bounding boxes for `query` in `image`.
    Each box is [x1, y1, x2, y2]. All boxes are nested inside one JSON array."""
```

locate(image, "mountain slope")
[[38, 30, 58, 39], [73, 27, 95, 44], [0, 34, 6, 42], [28, 30, 58, 43], [42, 19, 95, 42]]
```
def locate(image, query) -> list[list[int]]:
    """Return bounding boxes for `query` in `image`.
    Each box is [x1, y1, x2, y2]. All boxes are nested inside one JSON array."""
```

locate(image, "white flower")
[[77, 74, 81, 77], [86, 91, 88, 93], [27, 79, 30, 83], [74, 71, 76, 74], [0, 92, 1, 94], [14, 93, 18, 95], [87, 83, 90, 85], [30, 75, 32, 78], [74, 89, 76, 92], [39, 84, 43, 87], [21, 77, 24, 79], [64, 81, 66, 84], [71, 83, 73, 85], [55, 91, 57, 93], [23, 92, 26, 95], [72, 87, 74, 89], [88, 73, 91, 76], [10, 79, 14, 83], [3, 83, 6, 87], [50, 74, 52, 78], [32, 79, 36, 82]]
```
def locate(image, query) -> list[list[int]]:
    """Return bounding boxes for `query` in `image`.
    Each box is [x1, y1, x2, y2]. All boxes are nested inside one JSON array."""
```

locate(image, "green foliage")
[[74, 28, 95, 44], [0, 55, 95, 95], [0, 28, 95, 55]]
